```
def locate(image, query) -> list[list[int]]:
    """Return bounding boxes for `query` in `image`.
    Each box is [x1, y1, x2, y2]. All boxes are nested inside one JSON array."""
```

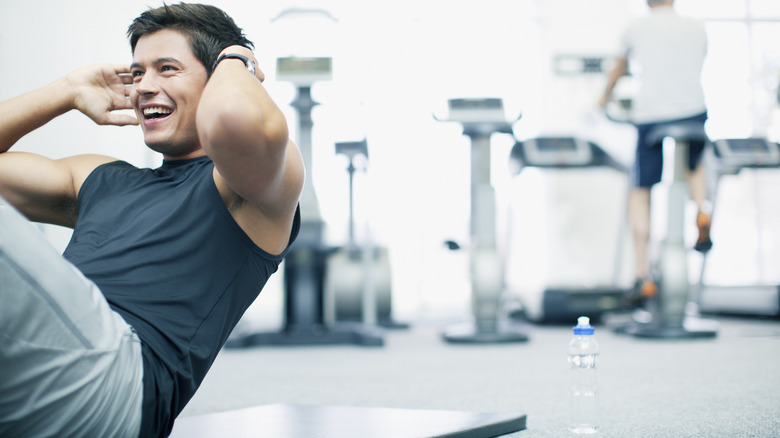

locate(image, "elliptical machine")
[[624, 122, 718, 338], [603, 104, 719, 338], [325, 139, 405, 329], [436, 98, 529, 344]]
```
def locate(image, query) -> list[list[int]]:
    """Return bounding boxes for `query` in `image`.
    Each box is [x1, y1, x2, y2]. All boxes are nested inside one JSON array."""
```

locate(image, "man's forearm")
[[197, 56, 288, 158], [0, 78, 74, 153], [600, 57, 628, 106], [196, 51, 291, 205]]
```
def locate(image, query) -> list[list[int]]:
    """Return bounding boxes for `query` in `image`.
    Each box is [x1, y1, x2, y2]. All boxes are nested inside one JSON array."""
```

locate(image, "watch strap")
[[212, 53, 254, 74]]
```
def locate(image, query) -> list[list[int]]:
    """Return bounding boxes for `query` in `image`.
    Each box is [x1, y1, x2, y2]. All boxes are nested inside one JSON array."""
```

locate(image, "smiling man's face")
[[130, 28, 209, 159]]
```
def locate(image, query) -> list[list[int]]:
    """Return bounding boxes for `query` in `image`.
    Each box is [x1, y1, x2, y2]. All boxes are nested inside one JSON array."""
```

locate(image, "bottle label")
[[568, 354, 598, 369]]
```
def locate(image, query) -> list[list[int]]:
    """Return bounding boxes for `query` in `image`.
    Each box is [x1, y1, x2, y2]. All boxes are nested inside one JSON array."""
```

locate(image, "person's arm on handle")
[[196, 46, 304, 253], [599, 57, 628, 108], [0, 64, 137, 226]]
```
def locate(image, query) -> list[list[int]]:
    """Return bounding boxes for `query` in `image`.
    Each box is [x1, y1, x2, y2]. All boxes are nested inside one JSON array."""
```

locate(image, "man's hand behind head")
[[66, 64, 139, 127]]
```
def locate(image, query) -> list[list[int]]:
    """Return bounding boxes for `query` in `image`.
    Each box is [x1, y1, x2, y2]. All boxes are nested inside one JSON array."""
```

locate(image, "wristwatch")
[[212, 53, 256, 76]]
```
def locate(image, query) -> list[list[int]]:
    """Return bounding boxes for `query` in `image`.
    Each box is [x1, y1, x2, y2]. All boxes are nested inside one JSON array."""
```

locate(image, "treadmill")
[[696, 138, 780, 317], [506, 136, 632, 323]]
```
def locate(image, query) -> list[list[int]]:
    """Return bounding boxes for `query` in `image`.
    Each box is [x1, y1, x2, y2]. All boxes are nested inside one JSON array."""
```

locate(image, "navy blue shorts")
[[632, 112, 708, 188]]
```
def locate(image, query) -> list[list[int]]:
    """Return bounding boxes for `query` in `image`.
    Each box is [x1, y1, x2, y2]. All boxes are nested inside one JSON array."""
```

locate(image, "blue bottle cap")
[[573, 316, 594, 335]]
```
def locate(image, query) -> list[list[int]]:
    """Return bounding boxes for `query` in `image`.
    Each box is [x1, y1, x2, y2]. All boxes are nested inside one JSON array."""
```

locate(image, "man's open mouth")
[[143, 106, 173, 119]]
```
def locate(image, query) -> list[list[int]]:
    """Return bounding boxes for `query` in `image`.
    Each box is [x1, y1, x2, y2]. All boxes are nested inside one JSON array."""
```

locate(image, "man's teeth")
[[143, 107, 172, 118]]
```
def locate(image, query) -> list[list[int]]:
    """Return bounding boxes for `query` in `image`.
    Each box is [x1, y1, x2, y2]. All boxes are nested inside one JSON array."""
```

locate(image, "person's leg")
[[0, 196, 143, 438], [627, 123, 664, 303], [683, 112, 713, 252], [628, 187, 652, 279], [686, 159, 713, 249], [686, 157, 708, 208]]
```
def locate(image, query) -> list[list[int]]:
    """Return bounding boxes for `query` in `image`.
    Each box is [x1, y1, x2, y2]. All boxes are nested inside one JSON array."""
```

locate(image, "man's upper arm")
[[0, 152, 114, 227], [211, 138, 304, 255]]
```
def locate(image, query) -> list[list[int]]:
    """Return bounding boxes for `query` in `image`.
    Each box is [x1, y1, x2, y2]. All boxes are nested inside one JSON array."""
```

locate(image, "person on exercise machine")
[[599, 0, 712, 305], [0, 3, 303, 437]]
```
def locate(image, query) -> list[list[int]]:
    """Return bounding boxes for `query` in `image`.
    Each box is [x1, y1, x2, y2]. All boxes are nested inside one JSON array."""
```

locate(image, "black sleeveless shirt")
[[63, 156, 299, 437]]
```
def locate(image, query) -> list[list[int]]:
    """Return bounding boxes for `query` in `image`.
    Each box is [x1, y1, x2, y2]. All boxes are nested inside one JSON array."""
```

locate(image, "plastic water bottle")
[[568, 316, 599, 434]]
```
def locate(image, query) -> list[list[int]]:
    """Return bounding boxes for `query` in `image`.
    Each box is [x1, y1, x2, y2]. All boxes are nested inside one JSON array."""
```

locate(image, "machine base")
[[442, 320, 530, 344], [619, 323, 717, 339], [697, 285, 780, 317], [226, 322, 384, 348], [607, 312, 719, 339], [511, 288, 630, 324]]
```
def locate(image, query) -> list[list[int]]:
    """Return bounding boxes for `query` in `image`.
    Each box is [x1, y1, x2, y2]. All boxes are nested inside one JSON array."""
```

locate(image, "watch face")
[[247, 60, 257, 76]]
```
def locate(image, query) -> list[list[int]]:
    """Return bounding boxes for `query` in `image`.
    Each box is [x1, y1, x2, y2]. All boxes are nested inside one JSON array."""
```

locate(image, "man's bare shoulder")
[[61, 154, 122, 194]]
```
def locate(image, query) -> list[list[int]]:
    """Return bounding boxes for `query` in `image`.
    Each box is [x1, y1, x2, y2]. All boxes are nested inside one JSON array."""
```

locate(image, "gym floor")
[[179, 314, 780, 437]]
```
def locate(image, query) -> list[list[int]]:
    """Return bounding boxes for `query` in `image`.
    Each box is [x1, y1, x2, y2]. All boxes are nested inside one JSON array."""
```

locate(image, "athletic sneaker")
[[694, 212, 713, 252], [624, 277, 658, 308]]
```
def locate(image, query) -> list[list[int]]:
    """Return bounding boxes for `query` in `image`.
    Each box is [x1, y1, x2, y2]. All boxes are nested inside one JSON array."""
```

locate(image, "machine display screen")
[[726, 138, 770, 153], [335, 139, 368, 158], [446, 98, 507, 123], [276, 57, 332, 84], [714, 138, 780, 167], [448, 98, 503, 111], [522, 137, 592, 166], [277, 57, 331, 75], [535, 138, 578, 152]]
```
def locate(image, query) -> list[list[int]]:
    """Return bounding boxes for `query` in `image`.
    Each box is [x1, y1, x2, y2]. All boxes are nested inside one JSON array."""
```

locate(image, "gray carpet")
[[179, 315, 780, 437]]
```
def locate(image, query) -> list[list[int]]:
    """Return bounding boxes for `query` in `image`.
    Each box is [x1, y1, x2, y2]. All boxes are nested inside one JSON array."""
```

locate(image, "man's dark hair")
[[127, 3, 254, 77]]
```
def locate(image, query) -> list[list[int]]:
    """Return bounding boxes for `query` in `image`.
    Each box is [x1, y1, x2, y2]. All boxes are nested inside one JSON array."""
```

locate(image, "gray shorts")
[[0, 196, 143, 438]]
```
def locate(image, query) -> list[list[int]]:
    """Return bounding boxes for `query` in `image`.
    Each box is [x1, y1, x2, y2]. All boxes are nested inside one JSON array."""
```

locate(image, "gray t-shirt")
[[620, 6, 708, 123]]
